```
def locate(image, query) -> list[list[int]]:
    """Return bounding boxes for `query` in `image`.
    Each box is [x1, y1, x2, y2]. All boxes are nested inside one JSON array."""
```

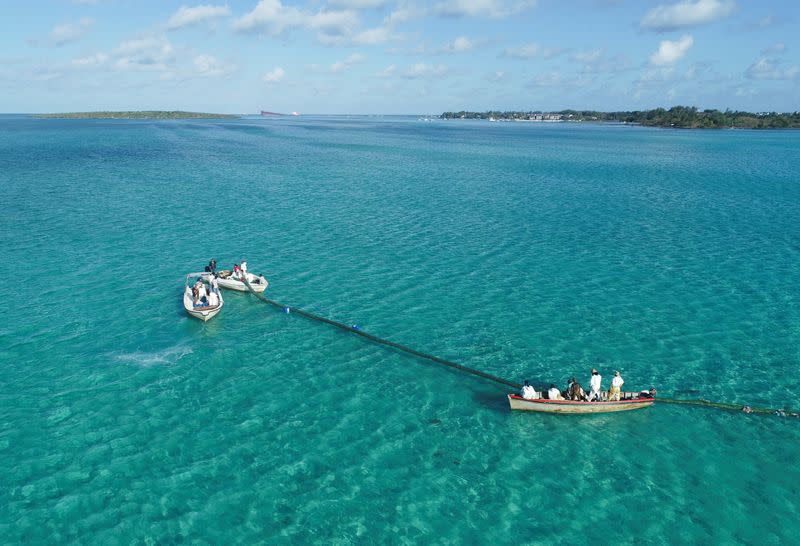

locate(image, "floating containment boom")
[[241, 278, 797, 418]]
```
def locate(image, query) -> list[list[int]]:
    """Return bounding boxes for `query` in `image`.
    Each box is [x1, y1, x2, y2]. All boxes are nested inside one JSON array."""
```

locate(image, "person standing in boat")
[[547, 384, 564, 400], [207, 287, 219, 307], [609, 371, 624, 401], [196, 279, 208, 302], [240, 261, 248, 280], [232, 264, 241, 280], [521, 380, 538, 400], [208, 259, 217, 274], [208, 274, 219, 293], [587, 368, 602, 402]]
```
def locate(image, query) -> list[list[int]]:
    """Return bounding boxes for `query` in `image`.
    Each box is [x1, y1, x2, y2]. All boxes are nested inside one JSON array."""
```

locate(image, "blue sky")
[[1, 0, 797, 113]]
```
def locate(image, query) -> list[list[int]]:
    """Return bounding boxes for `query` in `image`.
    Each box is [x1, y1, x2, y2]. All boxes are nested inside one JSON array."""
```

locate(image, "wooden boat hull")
[[508, 394, 653, 414]]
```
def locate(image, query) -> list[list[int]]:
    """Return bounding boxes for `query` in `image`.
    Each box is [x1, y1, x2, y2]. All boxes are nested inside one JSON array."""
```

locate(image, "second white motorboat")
[[215, 269, 269, 293]]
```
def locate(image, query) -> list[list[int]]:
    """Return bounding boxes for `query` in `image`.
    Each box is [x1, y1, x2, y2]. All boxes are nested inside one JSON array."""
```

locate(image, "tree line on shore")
[[35, 111, 237, 119], [440, 106, 800, 129]]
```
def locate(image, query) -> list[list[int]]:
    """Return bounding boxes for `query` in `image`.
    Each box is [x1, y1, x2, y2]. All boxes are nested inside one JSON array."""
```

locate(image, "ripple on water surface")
[[1, 117, 799, 543]]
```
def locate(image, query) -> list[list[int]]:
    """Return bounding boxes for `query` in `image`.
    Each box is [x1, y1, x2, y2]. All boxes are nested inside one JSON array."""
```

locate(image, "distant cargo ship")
[[260, 111, 300, 116]]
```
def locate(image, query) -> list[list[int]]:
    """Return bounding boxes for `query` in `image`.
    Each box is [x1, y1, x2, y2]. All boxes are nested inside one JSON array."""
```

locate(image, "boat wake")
[[113, 343, 193, 367]]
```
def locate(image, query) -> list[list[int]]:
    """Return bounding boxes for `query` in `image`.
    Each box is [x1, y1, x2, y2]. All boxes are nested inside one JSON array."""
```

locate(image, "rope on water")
[[655, 397, 797, 416], [242, 277, 518, 389], [241, 278, 798, 418]]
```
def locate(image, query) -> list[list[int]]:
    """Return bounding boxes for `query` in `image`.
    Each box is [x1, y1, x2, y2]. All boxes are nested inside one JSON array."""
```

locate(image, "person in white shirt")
[[197, 282, 208, 301], [521, 380, 538, 400], [208, 275, 219, 292], [207, 290, 219, 307], [609, 371, 624, 401], [588, 368, 602, 401], [240, 261, 248, 279], [547, 384, 564, 400]]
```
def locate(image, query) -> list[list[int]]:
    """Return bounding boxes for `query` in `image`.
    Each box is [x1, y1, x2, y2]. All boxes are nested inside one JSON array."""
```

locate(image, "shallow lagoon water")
[[1, 116, 799, 544]]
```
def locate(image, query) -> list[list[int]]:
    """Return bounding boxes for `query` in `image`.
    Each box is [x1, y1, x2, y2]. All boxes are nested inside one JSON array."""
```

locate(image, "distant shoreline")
[[441, 106, 800, 129], [33, 111, 239, 120]]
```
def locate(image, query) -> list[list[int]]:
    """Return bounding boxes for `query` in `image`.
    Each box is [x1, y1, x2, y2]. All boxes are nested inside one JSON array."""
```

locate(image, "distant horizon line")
[[5, 105, 800, 116]]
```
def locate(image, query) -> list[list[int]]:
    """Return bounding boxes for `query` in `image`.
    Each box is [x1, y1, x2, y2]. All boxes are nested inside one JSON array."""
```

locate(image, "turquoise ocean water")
[[2, 115, 799, 544]]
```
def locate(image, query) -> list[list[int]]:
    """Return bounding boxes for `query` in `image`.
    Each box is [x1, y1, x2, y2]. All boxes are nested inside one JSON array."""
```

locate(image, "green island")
[[441, 106, 800, 129], [34, 111, 238, 120]]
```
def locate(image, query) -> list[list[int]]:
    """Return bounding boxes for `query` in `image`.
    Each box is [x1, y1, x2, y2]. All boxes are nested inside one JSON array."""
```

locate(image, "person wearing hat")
[[587, 368, 602, 402], [547, 383, 564, 400], [609, 371, 624, 401], [520, 380, 538, 400]]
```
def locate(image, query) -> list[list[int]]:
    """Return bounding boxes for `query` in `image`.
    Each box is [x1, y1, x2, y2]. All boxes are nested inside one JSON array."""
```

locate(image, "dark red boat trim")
[[508, 394, 653, 405]]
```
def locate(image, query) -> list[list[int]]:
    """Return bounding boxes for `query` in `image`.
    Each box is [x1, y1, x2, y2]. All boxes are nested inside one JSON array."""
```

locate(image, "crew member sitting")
[[639, 388, 657, 399], [521, 380, 538, 400], [547, 384, 564, 400], [609, 371, 624, 401], [567, 377, 586, 401]]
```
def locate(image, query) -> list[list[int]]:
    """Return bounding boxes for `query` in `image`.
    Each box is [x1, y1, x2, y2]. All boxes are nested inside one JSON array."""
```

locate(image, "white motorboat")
[[183, 272, 224, 322], [215, 269, 269, 293]]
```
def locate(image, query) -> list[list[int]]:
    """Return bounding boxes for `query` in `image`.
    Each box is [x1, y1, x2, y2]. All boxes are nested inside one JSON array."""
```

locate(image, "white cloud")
[[383, 4, 423, 25], [263, 66, 285, 83], [327, 0, 387, 7], [48, 18, 94, 46], [331, 53, 365, 73], [234, 0, 304, 34], [403, 63, 448, 78], [167, 5, 231, 30], [193, 54, 236, 77], [734, 86, 756, 97], [351, 25, 399, 45], [751, 14, 776, 29], [377, 64, 396, 77], [528, 72, 561, 87], [113, 35, 175, 71], [649, 34, 693, 65], [435, 0, 537, 18], [571, 49, 603, 63], [641, 0, 736, 32], [638, 66, 676, 84], [440, 36, 474, 53], [71, 52, 108, 67], [745, 57, 799, 80], [501, 42, 562, 59], [761, 43, 785, 55], [234, 0, 358, 40]]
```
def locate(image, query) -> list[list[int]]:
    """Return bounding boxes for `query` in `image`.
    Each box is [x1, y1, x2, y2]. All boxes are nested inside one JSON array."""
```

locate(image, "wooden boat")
[[215, 270, 268, 293], [183, 272, 224, 322], [508, 394, 654, 414]]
